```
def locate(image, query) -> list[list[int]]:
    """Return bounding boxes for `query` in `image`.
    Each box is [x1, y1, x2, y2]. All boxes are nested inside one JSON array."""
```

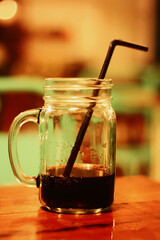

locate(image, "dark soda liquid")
[[40, 164, 115, 211]]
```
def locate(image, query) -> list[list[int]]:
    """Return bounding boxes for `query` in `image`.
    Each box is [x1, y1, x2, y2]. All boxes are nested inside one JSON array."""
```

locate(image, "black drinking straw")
[[63, 39, 148, 177]]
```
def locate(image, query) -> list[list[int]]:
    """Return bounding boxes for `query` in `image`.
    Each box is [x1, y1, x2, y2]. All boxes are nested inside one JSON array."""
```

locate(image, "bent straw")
[[63, 39, 148, 177]]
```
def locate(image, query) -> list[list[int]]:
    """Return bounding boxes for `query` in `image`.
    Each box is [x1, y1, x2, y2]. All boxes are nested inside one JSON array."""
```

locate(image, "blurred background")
[[0, 0, 160, 185]]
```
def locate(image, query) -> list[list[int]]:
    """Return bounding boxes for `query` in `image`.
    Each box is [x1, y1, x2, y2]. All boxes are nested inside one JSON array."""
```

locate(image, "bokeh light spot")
[[0, 0, 17, 20]]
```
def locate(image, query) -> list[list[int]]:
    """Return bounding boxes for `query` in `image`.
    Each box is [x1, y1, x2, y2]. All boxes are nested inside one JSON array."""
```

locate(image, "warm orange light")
[[0, 0, 17, 20]]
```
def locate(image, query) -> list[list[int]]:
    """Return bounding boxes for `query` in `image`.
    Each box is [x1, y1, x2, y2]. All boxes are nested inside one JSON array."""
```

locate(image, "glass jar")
[[8, 78, 116, 214]]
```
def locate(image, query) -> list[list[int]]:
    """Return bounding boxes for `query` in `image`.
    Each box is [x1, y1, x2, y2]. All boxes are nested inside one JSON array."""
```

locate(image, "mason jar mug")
[[8, 78, 116, 214]]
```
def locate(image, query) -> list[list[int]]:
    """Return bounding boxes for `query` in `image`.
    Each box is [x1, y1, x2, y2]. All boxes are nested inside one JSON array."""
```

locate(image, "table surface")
[[0, 175, 160, 240]]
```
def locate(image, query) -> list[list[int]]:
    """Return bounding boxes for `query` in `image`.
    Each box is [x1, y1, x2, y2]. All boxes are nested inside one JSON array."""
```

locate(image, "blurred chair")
[[112, 84, 157, 177], [0, 76, 44, 185], [141, 65, 160, 181]]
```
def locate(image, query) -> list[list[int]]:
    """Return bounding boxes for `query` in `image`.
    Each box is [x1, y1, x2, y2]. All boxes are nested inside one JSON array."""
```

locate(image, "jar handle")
[[8, 108, 41, 187]]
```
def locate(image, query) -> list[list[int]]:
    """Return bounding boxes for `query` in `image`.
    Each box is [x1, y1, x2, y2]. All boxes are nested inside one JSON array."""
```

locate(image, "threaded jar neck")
[[43, 78, 113, 106]]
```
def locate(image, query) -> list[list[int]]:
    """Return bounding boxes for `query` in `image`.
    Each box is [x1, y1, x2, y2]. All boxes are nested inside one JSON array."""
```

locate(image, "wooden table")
[[0, 176, 160, 240]]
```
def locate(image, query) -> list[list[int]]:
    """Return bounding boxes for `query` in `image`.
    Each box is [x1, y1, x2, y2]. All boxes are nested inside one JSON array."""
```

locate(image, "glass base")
[[43, 206, 110, 214]]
